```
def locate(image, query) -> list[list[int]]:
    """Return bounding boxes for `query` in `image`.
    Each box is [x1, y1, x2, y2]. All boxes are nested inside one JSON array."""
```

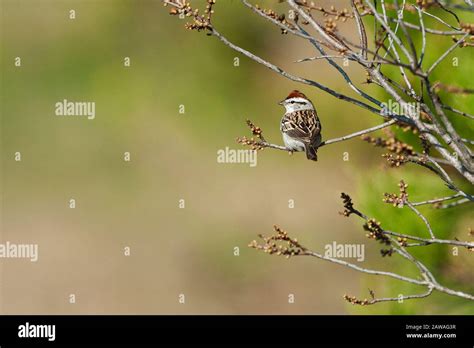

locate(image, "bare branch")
[[441, 104, 474, 120], [387, 17, 466, 35], [287, 0, 349, 53], [427, 33, 470, 75], [209, 28, 391, 120], [351, 0, 368, 59], [237, 119, 397, 152], [295, 55, 348, 63], [364, 0, 416, 67], [439, 197, 471, 209], [394, 0, 418, 64], [415, 6, 427, 66], [345, 286, 434, 305], [320, 120, 397, 147], [406, 201, 436, 239], [411, 194, 462, 206], [382, 229, 474, 248]]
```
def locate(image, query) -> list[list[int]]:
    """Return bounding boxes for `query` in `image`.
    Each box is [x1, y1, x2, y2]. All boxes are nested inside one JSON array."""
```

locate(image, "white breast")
[[282, 132, 305, 152]]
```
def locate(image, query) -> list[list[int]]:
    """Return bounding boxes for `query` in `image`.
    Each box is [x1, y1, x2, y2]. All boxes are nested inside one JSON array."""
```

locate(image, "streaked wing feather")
[[281, 109, 320, 143]]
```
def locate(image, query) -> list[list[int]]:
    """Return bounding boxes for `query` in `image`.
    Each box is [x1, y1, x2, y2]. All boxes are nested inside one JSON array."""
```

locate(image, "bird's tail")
[[305, 144, 318, 161]]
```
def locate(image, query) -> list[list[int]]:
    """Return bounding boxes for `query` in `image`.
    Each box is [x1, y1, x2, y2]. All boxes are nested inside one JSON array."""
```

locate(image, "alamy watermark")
[[217, 147, 257, 167], [55, 99, 95, 120], [0, 241, 38, 262], [381, 99, 420, 118], [18, 322, 55, 341], [324, 241, 365, 262]]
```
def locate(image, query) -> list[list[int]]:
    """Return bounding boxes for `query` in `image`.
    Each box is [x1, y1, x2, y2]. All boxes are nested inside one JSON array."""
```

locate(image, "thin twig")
[[394, 0, 418, 64], [439, 197, 471, 209], [386, 17, 465, 35], [382, 229, 474, 248], [240, 119, 396, 152], [320, 120, 397, 147], [365, 0, 416, 67], [406, 201, 436, 239], [441, 103, 474, 120], [411, 194, 462, 206], [427, 33, 470, 75], [415, 6, 426, 67], [295, 55, 348, 63], [303, 250, 426, 285], [360, 286, 434, 305], [422, 5, 461, 31], [379, 0, 417, 97], [351, 0, 368, 60], [209, 29, 395, 120]]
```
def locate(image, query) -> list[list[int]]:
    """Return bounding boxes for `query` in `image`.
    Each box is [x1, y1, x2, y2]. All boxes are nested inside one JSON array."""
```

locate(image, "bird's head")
[[278, 90, 314, 113]]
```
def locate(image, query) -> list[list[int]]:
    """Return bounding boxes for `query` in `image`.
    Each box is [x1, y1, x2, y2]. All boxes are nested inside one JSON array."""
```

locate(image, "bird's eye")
[[290, 101, 295, 104]]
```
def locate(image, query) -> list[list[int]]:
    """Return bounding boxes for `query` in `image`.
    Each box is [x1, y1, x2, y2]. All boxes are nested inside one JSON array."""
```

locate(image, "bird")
[[279, 90, 322, 161]]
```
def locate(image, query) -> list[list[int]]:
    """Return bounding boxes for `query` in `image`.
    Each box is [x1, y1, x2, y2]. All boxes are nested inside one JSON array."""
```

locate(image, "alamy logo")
[[18, 322, 55, 342], [55, 99, 95, 119], [217, 147, 257, 167], [0, 241, 38, 262], [324, 242, 365, 262], [381, 99, 420, 118]]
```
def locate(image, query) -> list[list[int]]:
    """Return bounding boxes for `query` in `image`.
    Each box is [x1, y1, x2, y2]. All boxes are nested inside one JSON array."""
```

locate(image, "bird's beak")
[[278, 100, 284, 106]]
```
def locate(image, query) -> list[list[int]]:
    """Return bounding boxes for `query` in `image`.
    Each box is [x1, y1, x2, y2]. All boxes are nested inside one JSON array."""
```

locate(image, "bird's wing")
[[281, 109, 320, 143]]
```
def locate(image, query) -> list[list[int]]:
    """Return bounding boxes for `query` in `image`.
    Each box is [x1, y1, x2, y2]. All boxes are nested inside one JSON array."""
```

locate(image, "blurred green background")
[[1, 0, 472, 314]]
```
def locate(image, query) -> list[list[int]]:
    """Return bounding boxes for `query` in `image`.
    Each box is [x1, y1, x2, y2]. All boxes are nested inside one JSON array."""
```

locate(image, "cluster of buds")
[[362, 130, 415, 155], [298, 1, 354, 21], [248, 225, 306, 258], [236, 136, 265, 151], [362, 129, 418, 167], [397, 237, 408, 247], [395, 121, 418, 134], [383, 180, 408, 207], [460, 22, 474, 35], [322, 5, 351, 21], [386, 152, 427, 167], [246, 119, 264, 139], [364, 219, 391, 246], [324, 18, 338, 33], [166, 0, 216, 32], [452, 33, 474, 48], [236, 119, 267, 151], [254, 5, 296, 34], [382, 153, 409, 167], [339, 192, 356, 217], [343, 294, 370, 306], [394, 113, 432, 135]]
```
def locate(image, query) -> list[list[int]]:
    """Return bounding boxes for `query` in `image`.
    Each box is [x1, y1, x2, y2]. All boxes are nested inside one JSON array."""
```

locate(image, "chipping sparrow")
[[279, 90, 322, 161]]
